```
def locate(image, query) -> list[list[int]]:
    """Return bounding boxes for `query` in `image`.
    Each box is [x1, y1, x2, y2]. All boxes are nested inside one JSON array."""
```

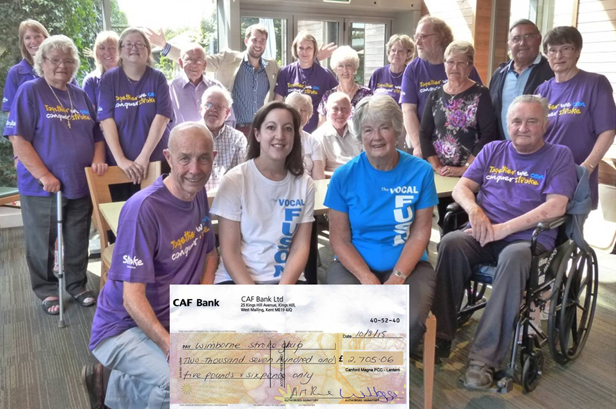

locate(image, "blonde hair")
[[386, 34, 415, 64], [89, 31, 119, 74], [285, 92, 313, 117], [33, 35, 80, 79], [292, 31, 318, 60], [444, 41, 475, 64], [118, 27, 154, 67], [19, 20, 49, 65]]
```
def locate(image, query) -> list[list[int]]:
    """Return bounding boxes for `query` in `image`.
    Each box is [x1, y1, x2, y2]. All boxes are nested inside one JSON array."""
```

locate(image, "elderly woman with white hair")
[[317, 45, 372, 125], [4, 35, 107, 314], [82, 31, 119, 110], [324, 94, 437, 352], [286, 92, 325, 179], [419, 41, 497, 178]]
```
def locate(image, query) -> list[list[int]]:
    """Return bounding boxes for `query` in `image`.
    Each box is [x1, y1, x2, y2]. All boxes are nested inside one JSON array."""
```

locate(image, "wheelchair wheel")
[[559, 247, 598, 361], [521, 350, 543, 393]]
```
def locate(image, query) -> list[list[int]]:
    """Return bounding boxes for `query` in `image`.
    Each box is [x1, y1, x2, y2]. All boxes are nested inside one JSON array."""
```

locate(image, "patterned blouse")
[[419, 83, 497, 166], [317, 85, 373, 118]]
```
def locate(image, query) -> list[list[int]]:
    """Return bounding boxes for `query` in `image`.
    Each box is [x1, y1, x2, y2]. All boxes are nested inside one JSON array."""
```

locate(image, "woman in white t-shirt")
[[211, 101, 316, 284], [285, 92, 325, 179]]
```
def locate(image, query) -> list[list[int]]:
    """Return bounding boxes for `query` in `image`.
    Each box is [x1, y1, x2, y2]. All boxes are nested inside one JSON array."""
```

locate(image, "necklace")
[[339, 82, 358, 98], [389, 65, 404, 79], [48, 83, 74, 129]]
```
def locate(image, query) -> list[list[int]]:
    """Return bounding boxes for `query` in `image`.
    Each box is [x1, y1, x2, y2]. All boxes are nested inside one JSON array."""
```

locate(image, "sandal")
[[73, 290, 97, 307], [42, 298, 60, 315]]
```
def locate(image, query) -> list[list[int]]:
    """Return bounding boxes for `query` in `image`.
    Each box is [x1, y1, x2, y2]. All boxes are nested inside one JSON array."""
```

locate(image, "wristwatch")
[[393, 270, 408, 279]]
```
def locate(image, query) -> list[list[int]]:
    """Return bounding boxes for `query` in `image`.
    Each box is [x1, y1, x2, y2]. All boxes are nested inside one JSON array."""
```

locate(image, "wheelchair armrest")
[[446, 202, 462, 212], [534, 215, 568, 233]]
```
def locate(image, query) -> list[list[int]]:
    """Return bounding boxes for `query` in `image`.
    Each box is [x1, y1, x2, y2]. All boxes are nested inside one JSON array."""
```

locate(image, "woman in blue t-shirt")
[[324, 94, 438, 353]]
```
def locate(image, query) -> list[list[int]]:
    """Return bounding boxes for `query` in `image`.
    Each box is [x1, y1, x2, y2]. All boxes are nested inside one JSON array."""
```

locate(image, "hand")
[[359, 272, 382, 285], [466, 205, 494, 246], [134, 155, 150, 180], [384, 274, 406, 285], [412, 146, 422, 158], [118, 157, 144, 184], [144, 27, 167, 49], [91, 162, 108, 176], [440, 166, 464, 177], [316, 42, 337, 61], [39, 173, 61, 193]]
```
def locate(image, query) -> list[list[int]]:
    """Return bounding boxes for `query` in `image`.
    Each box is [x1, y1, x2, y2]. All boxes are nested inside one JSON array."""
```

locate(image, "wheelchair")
[[442, 202, 599, 393]]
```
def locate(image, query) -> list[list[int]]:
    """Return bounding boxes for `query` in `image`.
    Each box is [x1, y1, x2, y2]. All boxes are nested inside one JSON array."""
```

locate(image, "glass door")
[[345, 20, 389, 86], [295, 16, 344, 69], [240, 15, 290, 67]]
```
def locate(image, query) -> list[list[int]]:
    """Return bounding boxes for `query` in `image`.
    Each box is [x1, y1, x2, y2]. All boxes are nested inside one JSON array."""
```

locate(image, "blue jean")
[[92, 327, 169, 409]]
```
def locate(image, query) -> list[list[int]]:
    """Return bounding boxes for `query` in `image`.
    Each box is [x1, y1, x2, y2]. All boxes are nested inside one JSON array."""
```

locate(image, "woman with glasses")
[[317, 46, 372, 126], [274, 31, 338, 133], [82, 31, 119, 110], [4, 35, 107, 314], [535, 26, 616, 209], [98, 27, 173, 201], [369, 34, 415, 103], [211, 101, 315, 284], [419, 41, 497, 177]]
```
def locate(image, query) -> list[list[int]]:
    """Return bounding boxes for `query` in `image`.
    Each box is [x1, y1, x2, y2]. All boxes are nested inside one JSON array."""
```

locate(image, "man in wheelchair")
[[431, 95, 578, 389]]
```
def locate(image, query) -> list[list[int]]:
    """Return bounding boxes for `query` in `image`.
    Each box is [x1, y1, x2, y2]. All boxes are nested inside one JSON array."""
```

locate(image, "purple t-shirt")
[[535, 70, 616, 208], [400, 58, 483, 121], [89, 176, 215, 350], [369, 64, 405, 104], [3, 77, 103, 199], [464, 141, 577, 251], [98, 66, 174, 165], [2, 59, 37, 112], [274, 61, 338, 133], [82, 70, 102, 111]]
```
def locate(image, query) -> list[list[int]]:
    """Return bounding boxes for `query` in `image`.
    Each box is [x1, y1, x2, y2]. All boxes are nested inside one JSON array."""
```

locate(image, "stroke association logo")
[[122, 255, 144, 268]]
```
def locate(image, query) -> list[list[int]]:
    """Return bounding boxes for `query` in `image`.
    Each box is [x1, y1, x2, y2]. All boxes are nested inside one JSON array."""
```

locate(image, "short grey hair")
[[352, 94, 404, 142], [34, 35, 80, 79], [330, 46, 360, 72], [417, 16, 454, 50], [444, 40, 475, 64], [285, 92, 313, 117], [509, 19, 539, 34], [507, 94, 549, 122], [202, 85, 233, 108], [326, 92, 351, 109], [180, 43, 206, 59]]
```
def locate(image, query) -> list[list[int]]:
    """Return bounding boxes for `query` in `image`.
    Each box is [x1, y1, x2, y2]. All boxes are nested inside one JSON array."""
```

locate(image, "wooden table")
[[434, 174, 460, 198]]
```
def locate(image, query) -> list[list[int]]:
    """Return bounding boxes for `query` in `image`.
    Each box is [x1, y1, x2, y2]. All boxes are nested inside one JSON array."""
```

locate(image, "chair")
[[423, 314, 437, 409], [85, 162, 161, 289], [0, 186, 19, 207]]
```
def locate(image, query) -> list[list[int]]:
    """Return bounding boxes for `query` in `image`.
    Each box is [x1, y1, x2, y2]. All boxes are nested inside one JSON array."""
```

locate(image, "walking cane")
[[56, 189, 66, 328]]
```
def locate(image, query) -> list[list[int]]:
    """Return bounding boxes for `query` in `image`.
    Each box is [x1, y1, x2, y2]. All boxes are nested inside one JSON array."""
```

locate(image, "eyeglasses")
[[389, 48, 409, 55], [331, 107, 350, 114], [445, 60, 471, 68], [122, 42, 146, 50], [336, 63, 355, 71], [205, 102, 228, 111], [547, 45, 576, 57], [510, 33, 538, 44], [414, 33, 435, 41], [44, 57, 76, 66], [184, 58, 205, 65]]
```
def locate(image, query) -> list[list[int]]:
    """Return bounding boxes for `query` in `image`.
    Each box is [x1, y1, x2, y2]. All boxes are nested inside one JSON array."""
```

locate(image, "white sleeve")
[[210, 171, 243, 221], [310, 134, 324, 162], [300, 177, 315, 224]]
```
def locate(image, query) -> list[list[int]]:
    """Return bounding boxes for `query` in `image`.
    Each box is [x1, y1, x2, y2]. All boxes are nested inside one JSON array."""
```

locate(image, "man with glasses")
[[169, 44, 236, 128], [201, 86, 247, 191], [489, 19, 554, 140], [401, 16, 483, 158]]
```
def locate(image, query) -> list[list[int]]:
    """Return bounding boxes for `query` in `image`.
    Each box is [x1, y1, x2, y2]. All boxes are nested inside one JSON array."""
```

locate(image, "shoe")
[[73, 290, 97, 307], [82, 363, 105, 409], [410, 338, 452, 363], [41, 298, 60, 315], [463, 360, 494, 389]]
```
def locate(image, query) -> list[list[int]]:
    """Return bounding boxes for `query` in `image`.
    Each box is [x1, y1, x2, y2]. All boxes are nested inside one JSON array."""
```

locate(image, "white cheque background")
[[170, 285, 409, 408]]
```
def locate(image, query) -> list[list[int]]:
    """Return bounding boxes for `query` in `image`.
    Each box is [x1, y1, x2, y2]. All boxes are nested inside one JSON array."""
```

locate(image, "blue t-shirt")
[[324, 151, 438, 271]]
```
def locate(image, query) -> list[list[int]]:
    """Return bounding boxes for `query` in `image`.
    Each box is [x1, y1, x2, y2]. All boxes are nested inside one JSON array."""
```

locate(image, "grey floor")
[[1, 225, 616, 409]]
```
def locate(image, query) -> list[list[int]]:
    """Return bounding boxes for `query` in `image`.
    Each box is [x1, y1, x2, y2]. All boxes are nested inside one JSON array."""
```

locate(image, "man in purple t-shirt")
[[430, 95, 577, 390], [83, 122, 218, 409], [400, 16, 482, 158]]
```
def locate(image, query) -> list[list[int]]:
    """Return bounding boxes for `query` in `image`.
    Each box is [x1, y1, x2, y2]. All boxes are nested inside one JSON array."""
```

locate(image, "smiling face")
[[255, 108, 295, 163], [180, 48, 206, 83], [508, 24, 541, 65], [23, 29, 46, 57], [120, 32, 149, 67], [297, 39, 315, 66], [164, 126, 216, 201], [334, 59, 357, 83], [245, 31, 267, 60], [327, 97, 352, 131], [361, 119, 398, 162], [96, 40, 119, 72], [41, 48, 76, 88], [508, 101, 547, 154]]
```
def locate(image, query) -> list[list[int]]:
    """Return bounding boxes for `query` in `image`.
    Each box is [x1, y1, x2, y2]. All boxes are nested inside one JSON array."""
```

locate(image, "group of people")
[[2, 13, 615, 409]]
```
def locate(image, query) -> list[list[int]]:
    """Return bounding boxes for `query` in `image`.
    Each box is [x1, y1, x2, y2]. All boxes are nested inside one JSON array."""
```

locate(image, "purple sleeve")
[[544, 147, 577, 200], [590, 75, 616, 135], [155, 71, 174, 121], [368, 70, 377, 93], [97, 72, 115, 121], [326, 70, 339, 91], [85, 92, 104, 143], [274, 69, 288, 96], [317, 91, 328, 116], [400, 64, 418, 105], [82, 75, 97, 107], [3, 84, 36, 140], [108, 204, 158, 283], [1, 67, 19, 112], [464, 141, 492, 185], [469, 67, 483, 85]]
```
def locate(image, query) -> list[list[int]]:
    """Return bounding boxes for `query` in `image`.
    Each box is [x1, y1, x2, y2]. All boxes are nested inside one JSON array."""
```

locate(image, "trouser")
[[93, 327, 170, 409], [432, 230, 545, 368], [20, 194, 92, 300], [327, 260, 436, 351]]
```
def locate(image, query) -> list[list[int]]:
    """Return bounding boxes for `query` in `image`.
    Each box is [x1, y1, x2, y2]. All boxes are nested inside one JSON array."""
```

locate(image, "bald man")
[[84, 122, 218, 409]]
